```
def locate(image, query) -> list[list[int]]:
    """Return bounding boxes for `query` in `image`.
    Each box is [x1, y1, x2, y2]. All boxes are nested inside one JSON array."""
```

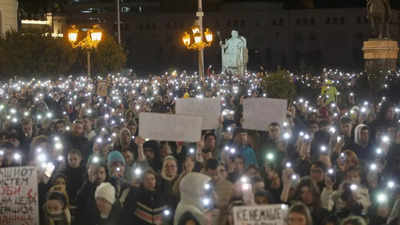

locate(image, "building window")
[[279, 18, 284, 26], [295, 32, 303, 42], [309, 32, 317, 41], [326, 18, 330, 24], [333, 17, 338, 24], [303, 18, 308, 25], [296, 18, 301, 25], [310, 18, 315, 25], [340, 17, 345, 24]]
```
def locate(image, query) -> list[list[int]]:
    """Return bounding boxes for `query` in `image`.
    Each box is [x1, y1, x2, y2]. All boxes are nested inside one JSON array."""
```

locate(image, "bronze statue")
[[366, 0, 392, 39]]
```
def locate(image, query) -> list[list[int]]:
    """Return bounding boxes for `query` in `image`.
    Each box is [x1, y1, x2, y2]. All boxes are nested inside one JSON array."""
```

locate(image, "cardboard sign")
[[139, 112, 202, 142], [0, 167, 39, 225], [242, 98, 287, 131], [97, 81, 108, 97], [176, 98, 221, 130], [233, 204, 288, 225]]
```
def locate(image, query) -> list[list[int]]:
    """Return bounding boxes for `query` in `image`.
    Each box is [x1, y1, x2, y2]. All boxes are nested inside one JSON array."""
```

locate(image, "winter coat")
[[57, 165, 86, 205], [122, 186, 170, 225], [75, 180, 98, 225], [85, 201, 122, 225]]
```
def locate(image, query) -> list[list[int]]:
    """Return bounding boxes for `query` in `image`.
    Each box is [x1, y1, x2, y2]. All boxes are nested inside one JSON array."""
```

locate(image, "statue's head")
[[231, 30, 239, 38]]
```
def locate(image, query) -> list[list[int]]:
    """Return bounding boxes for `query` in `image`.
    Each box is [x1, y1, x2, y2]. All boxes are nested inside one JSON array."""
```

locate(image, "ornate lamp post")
[[182, 0, 213, 80], [68, 25, 103, 77]]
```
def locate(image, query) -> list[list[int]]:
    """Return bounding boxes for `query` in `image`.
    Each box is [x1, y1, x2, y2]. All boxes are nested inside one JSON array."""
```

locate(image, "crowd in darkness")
[[1, 70, 400, 225]]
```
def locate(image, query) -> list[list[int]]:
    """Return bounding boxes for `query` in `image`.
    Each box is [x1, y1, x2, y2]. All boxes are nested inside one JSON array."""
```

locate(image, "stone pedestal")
[[362, 40, 399, 74], [362, 40, 399, 97]]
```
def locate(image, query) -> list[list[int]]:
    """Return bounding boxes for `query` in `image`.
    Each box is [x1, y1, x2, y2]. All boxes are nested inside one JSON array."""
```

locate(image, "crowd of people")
[[0, 69, 400, 225]]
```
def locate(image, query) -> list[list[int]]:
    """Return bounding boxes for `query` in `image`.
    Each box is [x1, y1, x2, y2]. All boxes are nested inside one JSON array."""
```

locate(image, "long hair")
[[161, 155, 178, 181], [293, 177, 322, 209]]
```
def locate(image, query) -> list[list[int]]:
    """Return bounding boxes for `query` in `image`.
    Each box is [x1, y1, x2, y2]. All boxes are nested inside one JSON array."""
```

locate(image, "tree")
[[0, 29, 77, 78], [92, 34, 127, 74], [262, 69, 296, 99]]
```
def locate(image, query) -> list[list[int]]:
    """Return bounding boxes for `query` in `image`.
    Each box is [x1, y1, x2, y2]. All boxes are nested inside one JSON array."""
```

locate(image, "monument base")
[[362, 40, 399, 95], [362, 39, 399, 74]]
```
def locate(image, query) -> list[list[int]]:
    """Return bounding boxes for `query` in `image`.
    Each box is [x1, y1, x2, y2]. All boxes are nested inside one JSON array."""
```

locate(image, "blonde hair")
[[161, 156, 177, 181]]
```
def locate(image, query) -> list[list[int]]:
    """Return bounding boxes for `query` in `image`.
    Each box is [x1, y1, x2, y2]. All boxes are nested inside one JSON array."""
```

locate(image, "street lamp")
[[182, 25, 213, 80], [181, 0, 213, 81], [182, 26, 213, 49], [68, 25, 103, 77]]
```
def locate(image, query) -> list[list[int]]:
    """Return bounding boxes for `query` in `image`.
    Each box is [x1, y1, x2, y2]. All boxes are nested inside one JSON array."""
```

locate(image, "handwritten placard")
[[243, 98, 287, 131], [176, 98, 221, 130], [0, 166, 38, 225], [139, 112, 202, 142], [233, 204, 288, 225]]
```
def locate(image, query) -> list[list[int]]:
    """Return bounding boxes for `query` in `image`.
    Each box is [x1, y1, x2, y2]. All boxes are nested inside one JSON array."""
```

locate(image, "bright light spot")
[[242, 183, 251, 190], [388, 181, 395, 189], [240, 176, 249, 183], [266, 153, 274, 161], [350, 184, 358, 191], [163, 209, 171, 216], [370, 163, 377, 171], [55, 142, 63, 150], [13, 153, 21, 161], [377, 192, 387, 204], [134, 167, 142, 176], [92, 156, 100, 164], [202, 198, 211, 206]]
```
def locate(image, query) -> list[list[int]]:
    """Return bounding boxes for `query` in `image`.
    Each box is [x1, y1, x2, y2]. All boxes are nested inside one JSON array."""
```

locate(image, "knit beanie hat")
[[107, 151, 126, 166], [95, 182, 116, 205]]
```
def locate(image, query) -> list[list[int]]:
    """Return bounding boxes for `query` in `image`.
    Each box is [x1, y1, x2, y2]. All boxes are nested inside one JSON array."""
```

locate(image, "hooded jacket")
[[174, 172, 212, 225]]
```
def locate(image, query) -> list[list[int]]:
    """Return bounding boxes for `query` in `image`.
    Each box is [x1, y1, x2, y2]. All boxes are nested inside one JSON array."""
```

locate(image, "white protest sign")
[[139, 112, 202, 142], [176, 97, 221, 130], [233, 204, 288, 225], [0, 166, 39, 225], [243, 98, 287, 131]]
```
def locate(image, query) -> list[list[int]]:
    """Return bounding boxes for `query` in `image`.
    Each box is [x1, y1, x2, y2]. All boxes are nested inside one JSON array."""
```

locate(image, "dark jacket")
[[57, 165, 86, 205], [85, 201, 122, 225], [122, 186, 170, 225], [75, 180, 98, 225], [63, 132, 91, 162]]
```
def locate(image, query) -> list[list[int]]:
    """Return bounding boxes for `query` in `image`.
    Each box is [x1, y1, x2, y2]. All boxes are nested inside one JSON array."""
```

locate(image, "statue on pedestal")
[[366, 0, 392, 39], [219, 30, 248, 75]]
